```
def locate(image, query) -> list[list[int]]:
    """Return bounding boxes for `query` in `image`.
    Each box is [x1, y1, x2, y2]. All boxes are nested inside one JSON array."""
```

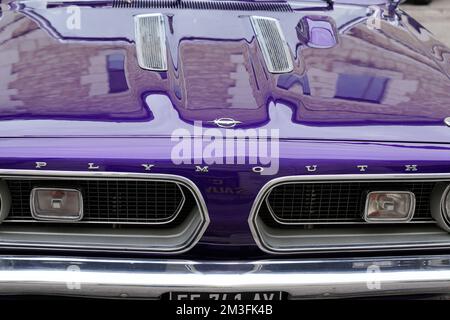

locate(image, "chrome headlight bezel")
[[441, 185, 450, 224], [431, 183, 450, 232], [363, 191, 416, 223], [0, 180, 11, 222]]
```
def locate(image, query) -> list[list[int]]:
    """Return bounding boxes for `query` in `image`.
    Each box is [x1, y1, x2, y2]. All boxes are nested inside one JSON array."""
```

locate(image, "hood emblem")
[[445, 117, 450, 127], [210, 118, 242, 129]]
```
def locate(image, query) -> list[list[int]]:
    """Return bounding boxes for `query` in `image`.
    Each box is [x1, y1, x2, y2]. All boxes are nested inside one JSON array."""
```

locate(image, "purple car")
[[0, 0, 449, 300]]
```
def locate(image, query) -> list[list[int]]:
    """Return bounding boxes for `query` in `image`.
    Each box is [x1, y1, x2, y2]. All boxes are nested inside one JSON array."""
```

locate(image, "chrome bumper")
[[1, 255, 450, 299]]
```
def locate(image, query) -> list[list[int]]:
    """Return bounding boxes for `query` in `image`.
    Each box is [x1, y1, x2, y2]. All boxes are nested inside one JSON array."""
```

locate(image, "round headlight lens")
[[431, 184, 450, 232], [445, 189, 450, 220]]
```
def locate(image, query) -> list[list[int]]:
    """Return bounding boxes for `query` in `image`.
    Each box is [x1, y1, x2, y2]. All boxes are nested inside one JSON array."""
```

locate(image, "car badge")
[[209, 118, 242, 129], [445, 117, 450, 127]]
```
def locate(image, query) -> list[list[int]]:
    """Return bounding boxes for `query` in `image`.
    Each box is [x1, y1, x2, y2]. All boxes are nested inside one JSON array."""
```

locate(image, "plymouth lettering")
[[357, 165, 368, 172], [405, 165, 418, 172], [35, 161, 47, 169], [141, 164, 155, 171], [88, 163, 100, 170]]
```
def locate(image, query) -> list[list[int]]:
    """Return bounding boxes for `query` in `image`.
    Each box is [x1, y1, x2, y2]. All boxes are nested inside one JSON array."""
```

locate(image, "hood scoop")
[[114, 0, 292, 11], [134, 13, 168, 71], [250, 16, 293, 74]]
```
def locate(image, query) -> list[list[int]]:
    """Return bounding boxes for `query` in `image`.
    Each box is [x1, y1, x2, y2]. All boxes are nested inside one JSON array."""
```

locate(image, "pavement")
[[402, 0, 450, 46]]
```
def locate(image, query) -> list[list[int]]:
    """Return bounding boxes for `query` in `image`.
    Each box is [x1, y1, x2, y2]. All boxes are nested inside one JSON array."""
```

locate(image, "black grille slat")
[[5, 179, 184, 224], [112, 0, 293, 11], [266, 181, 436, 224]]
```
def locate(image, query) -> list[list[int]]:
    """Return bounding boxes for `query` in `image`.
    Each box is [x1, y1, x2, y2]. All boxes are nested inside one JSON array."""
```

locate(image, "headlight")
[[444, 188, 450, 219], [364, 191, 415, 223], [31, 188, 83, 221], [431, 183, 450, 232]]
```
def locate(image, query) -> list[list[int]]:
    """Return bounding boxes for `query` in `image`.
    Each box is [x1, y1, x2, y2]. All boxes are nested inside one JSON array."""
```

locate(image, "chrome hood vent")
[[134, 13, 168, 71], [115, 0, 292, 11], [250, 16, 293, 74]]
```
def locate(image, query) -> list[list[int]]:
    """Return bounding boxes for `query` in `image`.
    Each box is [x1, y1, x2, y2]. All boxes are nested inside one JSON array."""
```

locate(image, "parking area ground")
[[403, 0, 450, 46]]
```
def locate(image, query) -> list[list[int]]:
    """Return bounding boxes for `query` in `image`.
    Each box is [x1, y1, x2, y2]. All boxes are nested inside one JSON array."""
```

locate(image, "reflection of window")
[[277, 74, 311, 95], [107, 54, 128, 93], [335, 74, 388, 103]]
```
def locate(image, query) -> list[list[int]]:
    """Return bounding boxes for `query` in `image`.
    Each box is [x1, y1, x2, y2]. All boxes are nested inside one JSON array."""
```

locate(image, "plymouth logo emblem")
[[209, 118, 242, 129]]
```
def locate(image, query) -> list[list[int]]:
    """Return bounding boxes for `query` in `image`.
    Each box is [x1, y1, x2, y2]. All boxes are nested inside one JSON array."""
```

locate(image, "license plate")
[[167, 292, 285, 301]]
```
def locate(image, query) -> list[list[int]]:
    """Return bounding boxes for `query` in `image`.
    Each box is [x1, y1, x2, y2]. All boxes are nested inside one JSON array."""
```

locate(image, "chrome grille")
[[265, 181, 435, 224], [5, 179, 185, 224], [134, 13, 168, 71], [250, 16, 293, 74]]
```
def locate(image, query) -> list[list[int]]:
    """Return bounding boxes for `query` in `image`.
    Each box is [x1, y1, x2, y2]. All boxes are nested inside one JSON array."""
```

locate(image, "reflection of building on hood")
[[276, 21, 449, 124], [0, 12, 153, 122], [177, 40, 261, 112], [1, 2, 450, 128]]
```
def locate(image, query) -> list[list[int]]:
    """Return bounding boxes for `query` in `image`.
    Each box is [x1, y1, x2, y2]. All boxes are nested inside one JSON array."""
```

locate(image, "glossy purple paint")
[[0, 0, 450, 257], [0, 1, 449, 140]]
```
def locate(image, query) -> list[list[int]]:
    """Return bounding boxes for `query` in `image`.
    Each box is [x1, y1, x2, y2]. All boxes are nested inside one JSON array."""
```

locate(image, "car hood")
[[1, 0, 450, 143]]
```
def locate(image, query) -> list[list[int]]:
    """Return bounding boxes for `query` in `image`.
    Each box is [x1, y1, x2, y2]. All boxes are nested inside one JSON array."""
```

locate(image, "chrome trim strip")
[[0, 170, 210, 254], [1, 255, 450, 299], [2, 219, 190, 226], [249, 174, 450, 254], [0, 180, 10, 222]]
